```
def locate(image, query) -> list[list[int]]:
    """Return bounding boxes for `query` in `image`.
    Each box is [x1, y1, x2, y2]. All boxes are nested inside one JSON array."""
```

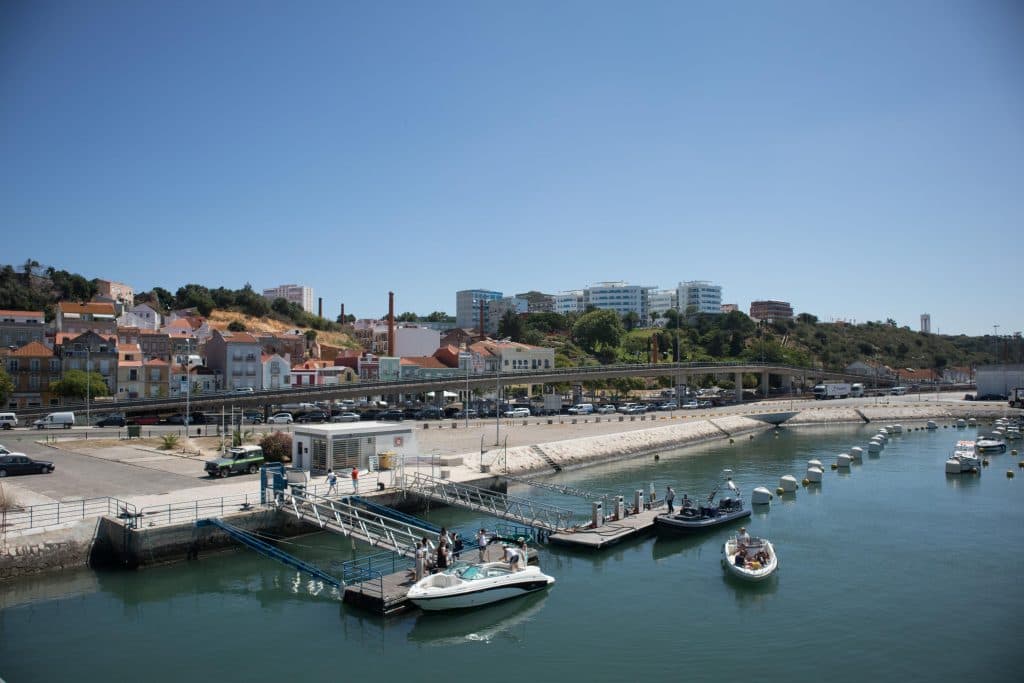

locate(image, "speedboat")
[[406, 561, 555, 611], [976, 435, 1007, 454], [946, 440, 981, 473], [654, 472, 750, 534], [722, 536, 778, 582]]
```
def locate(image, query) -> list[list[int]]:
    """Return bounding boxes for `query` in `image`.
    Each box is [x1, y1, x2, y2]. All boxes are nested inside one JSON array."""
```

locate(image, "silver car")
[[331, 412, 361, 423]]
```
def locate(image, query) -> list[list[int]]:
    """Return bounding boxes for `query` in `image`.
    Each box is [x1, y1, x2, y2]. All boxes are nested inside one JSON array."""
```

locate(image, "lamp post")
[[465, 356, 470, 429], [184, 338, 191, 432], [85, 345, 91, 427], [495, 357, 502, 446]]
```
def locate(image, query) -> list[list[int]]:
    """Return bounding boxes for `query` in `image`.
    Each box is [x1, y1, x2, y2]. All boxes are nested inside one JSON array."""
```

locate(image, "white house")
[[117, 303, 162, 331], [261, 353, 292, 390]]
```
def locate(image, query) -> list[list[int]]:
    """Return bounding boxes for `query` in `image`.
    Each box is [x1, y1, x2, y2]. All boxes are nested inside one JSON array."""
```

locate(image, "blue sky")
[[2, 1, 1021, 335]]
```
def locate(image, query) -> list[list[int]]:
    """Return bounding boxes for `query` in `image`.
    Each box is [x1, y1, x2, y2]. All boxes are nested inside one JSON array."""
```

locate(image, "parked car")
[[204, 445, 265, 478], [504, 407, 531, 418], [129, 414, 161, 425], [682, 401, 699, 409], [596, 405, 617, 414], [625, 404, 647, 414], [94, 414, 126, 427], [231, 387, 255, 394], [296, 410, 329, 423], [0, 453, 55, 477], [164, 414, 194, 425], [267, 412, 294, 424], [33, 412, 75, 429], [567, 404, 594, 415], [0, 412, 18, 430], [659, 401, 678, 411], [330, 412, 361, 423], [413, 407, 443, 420], [243, 410, 264, 424], [453, 409, 478, 419], [378, 410, 406, 421]]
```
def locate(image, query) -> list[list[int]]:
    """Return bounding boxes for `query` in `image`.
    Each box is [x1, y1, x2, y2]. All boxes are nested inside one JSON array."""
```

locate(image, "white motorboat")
[[976, 435, 1007, 454], [407, 561, 555, 611], [946, 440, 981, 473], [722, 536, 778, 582]]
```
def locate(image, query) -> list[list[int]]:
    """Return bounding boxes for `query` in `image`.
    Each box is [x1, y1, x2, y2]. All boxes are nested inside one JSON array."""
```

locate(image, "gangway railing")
[[197, 517, 342, 587], [402, 473, 582, 532], [502, 474, 617, 507], [282, 488, 434, 558], [347, 496, 441, 534]]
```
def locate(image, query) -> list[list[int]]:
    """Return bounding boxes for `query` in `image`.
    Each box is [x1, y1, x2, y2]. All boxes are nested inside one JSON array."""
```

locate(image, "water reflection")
[[651, 534, 716, 562], [944, 472, 982, 490], [407, 592, 549, 647], [721, 572, 779, 609]]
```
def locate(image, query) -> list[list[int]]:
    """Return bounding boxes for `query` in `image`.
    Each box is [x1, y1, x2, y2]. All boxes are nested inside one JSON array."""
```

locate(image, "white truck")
[[541, 394, 564, 415], [850, 383, 864, 398], [812, 383, 851, 400], [1009, 388, 1024, 409]]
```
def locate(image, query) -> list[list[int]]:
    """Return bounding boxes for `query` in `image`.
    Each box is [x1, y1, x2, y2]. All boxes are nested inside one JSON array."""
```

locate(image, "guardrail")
[[0, 496, 136, 532], [136, 493, 269, 526]]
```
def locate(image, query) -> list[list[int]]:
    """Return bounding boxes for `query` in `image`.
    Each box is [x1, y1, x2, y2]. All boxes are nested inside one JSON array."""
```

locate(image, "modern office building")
[[648, 289, 678, 318], [584, 282, 653, 321], [750, 300, 794, 322], [455, 289, 503, 331], [677, 281, 722, 315], [263, 284, 314, 313], [553, 290, 584, 315]]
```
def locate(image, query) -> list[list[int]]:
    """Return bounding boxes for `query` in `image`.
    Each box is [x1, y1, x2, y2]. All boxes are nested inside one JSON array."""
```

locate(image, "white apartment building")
[[583, 282, 652, 321], [263, 284, 314, 313], [486, 297, 528, 335], [553, 290, 584, 315], [677, 281, 722, 315], [648, 289, 678, 318]]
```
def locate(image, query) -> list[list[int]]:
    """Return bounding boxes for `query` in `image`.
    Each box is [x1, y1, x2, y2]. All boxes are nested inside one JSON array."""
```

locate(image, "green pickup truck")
[[204, 445, 265, 478]]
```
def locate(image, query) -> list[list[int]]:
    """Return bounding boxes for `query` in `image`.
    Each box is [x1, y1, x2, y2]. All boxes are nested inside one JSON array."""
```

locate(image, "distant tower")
[[920, 313, 931, 333]]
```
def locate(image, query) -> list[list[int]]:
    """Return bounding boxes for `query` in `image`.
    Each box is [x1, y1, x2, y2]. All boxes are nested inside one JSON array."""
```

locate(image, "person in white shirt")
[[737, 526, 751, 549], [476, 528, 488, 562]]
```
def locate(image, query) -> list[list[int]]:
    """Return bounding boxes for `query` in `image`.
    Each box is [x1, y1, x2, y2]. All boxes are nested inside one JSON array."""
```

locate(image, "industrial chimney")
[[388, 291, 396, 357], [318, 297, 323, 318], [479, 300, 486, 340], [340, 303, 345, 322]]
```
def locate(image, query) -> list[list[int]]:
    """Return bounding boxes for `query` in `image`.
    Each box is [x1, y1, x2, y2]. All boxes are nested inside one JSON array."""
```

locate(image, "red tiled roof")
[[224, 332, 258, 343], [58, 301, 116, 315], [0, 309, 44, 318], [144, 358, 168, 366], [10, 341, 54, 357], [401, 356, 449, 369]]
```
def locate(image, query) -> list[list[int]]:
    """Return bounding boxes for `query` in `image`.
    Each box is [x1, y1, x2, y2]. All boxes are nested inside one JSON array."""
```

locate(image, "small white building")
[[291, 422, 419, 475]]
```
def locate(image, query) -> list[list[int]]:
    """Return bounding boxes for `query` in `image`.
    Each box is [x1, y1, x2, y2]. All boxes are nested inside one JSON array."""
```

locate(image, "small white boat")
[[946, 440, 981, 473], [722, 536, 778, 582], [976, 435, 1007, 454], [407, 561, 555, 611]]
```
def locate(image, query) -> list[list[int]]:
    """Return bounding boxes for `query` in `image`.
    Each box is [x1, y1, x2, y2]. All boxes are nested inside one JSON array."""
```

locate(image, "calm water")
[[2, 423, 1022, 682]]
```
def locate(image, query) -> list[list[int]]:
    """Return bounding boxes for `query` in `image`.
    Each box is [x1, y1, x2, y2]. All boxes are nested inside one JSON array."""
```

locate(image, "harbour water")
[[2, 423, 1022, 682]]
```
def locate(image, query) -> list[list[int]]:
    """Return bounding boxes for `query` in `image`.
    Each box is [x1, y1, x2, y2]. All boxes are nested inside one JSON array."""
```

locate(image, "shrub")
[[260, 431, 292, 463], [159, 433, 179, 450]]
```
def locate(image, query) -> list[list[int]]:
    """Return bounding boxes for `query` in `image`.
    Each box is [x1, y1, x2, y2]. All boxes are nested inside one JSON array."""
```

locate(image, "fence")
[[0, 496, 136, 532]]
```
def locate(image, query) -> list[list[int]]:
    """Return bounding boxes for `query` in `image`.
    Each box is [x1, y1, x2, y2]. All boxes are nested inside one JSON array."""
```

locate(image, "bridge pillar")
[[734, 372, 744, 403], [761, 371, 769, 397]]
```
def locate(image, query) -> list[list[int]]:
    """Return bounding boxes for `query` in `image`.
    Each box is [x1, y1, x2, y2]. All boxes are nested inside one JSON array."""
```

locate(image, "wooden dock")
[[342, 542, 539, 614], [548, 509, 662, 549]]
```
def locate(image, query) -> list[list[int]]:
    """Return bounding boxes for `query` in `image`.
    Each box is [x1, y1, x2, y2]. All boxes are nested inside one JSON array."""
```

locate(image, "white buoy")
[[807, 458, 823, 469], [885, 424, 895, 433], [850, 446, 864, 461], [780, 475, 798, 492], [837, 453, 852, 468], [968, 418, 977, 427], [893, 424, 903, 434], [868, 439, 883, 453], [956, 419, 967, 429], [751, 486, 773, 505], [926, 420, 937, 430], [805, 466, 823, 483]]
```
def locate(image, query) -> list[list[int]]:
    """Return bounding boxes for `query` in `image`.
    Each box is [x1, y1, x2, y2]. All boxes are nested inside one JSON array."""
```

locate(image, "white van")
[[33, 412, 75, 429], [0, 412, 18, 430], [567, 403, 594, 415]]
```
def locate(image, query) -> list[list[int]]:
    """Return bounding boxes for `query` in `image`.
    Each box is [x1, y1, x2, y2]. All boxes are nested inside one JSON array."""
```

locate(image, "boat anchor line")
[[854, 409, 871, 423], [529, 445, 562, 472], [708, 420, 732, 437], [403, 472, 582, 532], [279, 488, 436, 560]]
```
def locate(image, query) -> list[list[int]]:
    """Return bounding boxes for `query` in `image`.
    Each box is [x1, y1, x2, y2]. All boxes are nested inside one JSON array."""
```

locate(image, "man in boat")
[[737, 527, 751, 549]]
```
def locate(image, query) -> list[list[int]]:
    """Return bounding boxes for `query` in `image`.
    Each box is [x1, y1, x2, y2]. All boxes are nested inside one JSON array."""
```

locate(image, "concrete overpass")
[[18, 362, 888, 420]]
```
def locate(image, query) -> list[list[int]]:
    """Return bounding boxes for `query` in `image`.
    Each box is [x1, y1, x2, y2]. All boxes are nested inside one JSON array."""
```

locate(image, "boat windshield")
[[451, 563, 485, 580]]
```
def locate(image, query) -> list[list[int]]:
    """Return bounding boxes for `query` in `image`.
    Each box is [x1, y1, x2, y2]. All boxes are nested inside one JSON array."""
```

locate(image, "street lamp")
[[85, 345, 91, 427], [495, 357, 502, 447], [184, 338, 192, 432]]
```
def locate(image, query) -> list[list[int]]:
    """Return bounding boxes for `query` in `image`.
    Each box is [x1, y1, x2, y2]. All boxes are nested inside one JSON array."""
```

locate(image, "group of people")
[[733, 527, 770, 568], [411, 527, 530, 582], [324, 468, 359, 496]]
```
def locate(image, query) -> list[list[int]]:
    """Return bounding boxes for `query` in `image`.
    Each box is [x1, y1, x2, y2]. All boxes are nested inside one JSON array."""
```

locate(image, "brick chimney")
[[388, 291, 396, 357]]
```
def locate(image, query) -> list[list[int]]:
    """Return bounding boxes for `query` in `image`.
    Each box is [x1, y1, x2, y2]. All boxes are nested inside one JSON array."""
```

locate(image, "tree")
[[227, 320, 247, 332], [498, 309, 524, 341], [425, 311, 451, 322], [49, 369, 110, 400], [622, 311, 640, 332], [572, 309, 624, 355], [397, 312, 418, 322], [796, 313, 818, 325], [0, 367, 13, 406], [304, 329, 318, 343], [176, 284, 215, 316]]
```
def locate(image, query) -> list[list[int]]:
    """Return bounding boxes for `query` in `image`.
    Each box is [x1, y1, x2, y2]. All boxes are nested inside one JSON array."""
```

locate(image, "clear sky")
[[2, 1, 1021, 336]]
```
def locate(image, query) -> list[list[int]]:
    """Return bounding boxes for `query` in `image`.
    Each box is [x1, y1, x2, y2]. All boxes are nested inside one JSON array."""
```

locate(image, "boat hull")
[[410, 580, 552, 611], [407, 563, 555, 612], [654, 506, 750, 534]]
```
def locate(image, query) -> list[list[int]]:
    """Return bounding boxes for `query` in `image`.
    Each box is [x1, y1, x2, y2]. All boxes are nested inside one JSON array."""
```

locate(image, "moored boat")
[[722, 536, 778, 582], [976, 435, 1007, 454], [946, 440, 981, 473], [654, 473, 750, 534], [406, 561, 555, 611]]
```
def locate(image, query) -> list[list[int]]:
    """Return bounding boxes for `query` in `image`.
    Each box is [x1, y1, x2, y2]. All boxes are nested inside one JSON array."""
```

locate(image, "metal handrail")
[[136, 493, 267, 526], [403, 472, 581, 532], [0, 496, 137, 532]]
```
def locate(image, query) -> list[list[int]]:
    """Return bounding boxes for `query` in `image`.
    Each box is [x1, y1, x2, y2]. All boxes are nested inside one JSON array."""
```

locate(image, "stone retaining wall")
[[1, 518, 100, 580]]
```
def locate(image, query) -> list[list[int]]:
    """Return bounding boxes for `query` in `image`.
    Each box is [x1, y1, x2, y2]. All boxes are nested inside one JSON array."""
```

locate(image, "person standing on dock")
[[666, 486, 676, 514], [477, 528, 488, 561], [326, 470, 338, 497], [414, 540, 427, 582], [351, 466, 359, 494]]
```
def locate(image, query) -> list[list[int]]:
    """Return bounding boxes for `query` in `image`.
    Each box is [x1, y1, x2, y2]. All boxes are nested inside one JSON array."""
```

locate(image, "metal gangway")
[[502, 474, 617, 506], [403, 472, 582, 532], [281, 488, 435, 558], [196, 517, 342, 587]]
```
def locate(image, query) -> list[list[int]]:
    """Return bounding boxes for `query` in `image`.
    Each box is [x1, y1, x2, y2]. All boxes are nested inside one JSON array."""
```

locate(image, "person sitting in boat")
[[755, 549, 769, 565], [734, 549, 747, 567], [737, 527, 751, 549]]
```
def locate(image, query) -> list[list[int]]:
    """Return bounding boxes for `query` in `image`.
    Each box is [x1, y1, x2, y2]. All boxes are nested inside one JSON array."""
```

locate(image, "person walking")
[[350, 466, 359, 494], [325, 470, 338, 497], [666, 486, 676, 514]]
